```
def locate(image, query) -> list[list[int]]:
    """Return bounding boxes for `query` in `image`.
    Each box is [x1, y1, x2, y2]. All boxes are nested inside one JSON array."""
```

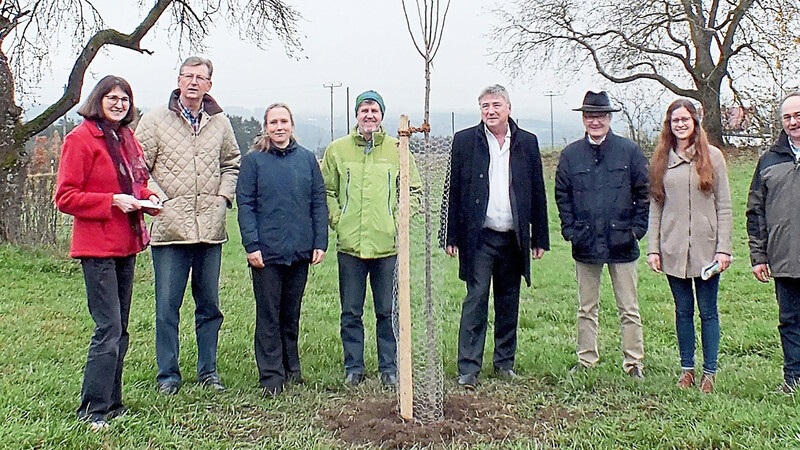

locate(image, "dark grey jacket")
[[236, 140, 328, 265], [746, 132, 800, 277], [555, 132, 649, 264]]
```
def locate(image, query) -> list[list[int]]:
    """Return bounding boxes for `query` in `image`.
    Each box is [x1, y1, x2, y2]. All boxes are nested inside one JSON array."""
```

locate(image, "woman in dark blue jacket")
[[236, 103, 328, 396]]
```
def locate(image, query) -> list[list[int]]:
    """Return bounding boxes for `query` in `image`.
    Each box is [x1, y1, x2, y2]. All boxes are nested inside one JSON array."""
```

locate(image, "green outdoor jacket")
[[321, 126, 422, 259]]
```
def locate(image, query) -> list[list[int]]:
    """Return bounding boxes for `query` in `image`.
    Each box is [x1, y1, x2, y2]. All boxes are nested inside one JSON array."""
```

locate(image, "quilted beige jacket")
[[647, 144, 732, 278], [135, 91, 240, 245]]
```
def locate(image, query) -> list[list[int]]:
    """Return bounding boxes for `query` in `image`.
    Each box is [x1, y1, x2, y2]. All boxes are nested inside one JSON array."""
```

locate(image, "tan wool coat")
[[135, 92, 240, 245], [647, 144, 732, 278]]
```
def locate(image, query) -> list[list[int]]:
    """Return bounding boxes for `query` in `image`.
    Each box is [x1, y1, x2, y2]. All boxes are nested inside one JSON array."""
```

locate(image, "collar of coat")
[[769, 131, 792, 156], [475, 118, 520, 143], [167, 89, 224, 116], [669, 144, 697, 168], [349, 125, 387, 147], [267, 139, 298, 155]]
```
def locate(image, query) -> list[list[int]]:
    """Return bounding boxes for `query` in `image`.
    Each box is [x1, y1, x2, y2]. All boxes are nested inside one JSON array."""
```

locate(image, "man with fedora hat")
[[321, 90, 421, 387], [555, 90, 649, 379]]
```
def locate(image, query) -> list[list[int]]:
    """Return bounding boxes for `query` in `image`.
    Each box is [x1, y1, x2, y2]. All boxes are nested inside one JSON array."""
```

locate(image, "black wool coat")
[[444, 119, 550, 286], [554, 132, 649, 264]]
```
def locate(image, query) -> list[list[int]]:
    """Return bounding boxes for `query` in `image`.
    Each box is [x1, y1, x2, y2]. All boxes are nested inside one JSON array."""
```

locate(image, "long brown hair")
[[253, 103, 297, 152], [649, 99, 714, 204]]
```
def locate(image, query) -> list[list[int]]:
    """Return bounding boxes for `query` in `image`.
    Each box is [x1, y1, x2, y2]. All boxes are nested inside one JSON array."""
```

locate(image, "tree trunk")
[[0, 50, 30, 242], [698, 79, 725, 149]]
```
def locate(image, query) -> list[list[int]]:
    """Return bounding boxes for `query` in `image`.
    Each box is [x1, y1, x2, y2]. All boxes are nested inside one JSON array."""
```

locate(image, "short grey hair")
[[478, 84, 511, 105], [179, 56, 214, 78], [780, 91, 800, 113]]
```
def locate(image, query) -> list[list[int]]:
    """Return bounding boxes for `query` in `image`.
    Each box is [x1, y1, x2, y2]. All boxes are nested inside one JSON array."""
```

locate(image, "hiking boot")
[[158, 381, 181, 396], [380, 372, 398, 387], [344, 372, 364, 387], [626, 366, 644, 380], [457, 373, 478, 390], [677, 369, 695, 389]]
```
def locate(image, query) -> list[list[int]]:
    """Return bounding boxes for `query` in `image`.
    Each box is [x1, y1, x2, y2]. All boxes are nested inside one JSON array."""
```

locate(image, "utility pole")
[[545, 91, 560, 151], [346, 87, 350, 132], [323, 82, 342, 141]]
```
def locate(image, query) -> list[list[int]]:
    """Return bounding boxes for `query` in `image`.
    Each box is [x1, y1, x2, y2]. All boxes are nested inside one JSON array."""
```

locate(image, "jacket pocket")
[[609, 218, 635, 252], [341, 169, 351, 216], [571, 220, 592, 253]]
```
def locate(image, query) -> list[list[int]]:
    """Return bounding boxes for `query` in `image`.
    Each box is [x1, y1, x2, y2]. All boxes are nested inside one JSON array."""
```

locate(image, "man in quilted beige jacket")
[[135, 56, 240, 396]]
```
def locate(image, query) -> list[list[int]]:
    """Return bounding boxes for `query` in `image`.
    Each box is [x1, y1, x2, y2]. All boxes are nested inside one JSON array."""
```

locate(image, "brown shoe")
[[677, 369, 695, 389], [699, 373, 715, 394]]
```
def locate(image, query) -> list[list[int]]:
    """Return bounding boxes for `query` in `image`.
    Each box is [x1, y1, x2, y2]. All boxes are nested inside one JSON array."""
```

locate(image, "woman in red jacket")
[[55, 75, 160, 431]]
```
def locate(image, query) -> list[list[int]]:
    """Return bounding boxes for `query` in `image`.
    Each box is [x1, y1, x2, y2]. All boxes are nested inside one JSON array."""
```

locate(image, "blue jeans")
[[775, 277, 800, 385], [77, 256, 135, 421], [667, 274, 720, 374], [152, 244, 224, 384], [337, 252, 397, 376]]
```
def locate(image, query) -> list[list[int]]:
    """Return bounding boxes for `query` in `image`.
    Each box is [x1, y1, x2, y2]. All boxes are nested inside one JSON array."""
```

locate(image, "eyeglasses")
[[782, 112, 800, 123], [583, 113, 609, 122], [104, 95, 130, 105], [180, 73, 210, 83], [671, 117, 693, 125]]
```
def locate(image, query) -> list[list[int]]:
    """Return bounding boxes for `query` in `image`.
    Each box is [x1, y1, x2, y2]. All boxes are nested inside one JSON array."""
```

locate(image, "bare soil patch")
[[322, 393, 578, 448]]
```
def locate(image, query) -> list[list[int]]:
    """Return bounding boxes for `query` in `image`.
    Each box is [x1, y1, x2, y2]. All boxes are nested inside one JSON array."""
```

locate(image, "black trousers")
[[251, 261, 309, 389], [77, 256, 135, 421], [458, 228, 523, 376]]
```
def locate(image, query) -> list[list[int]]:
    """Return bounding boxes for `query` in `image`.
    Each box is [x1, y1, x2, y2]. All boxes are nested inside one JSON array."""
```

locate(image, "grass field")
[[1, 154, 799, 448]]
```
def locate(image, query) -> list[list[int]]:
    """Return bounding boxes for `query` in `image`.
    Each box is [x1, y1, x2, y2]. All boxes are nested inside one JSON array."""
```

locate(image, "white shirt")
[[483, 125, 514, 232]]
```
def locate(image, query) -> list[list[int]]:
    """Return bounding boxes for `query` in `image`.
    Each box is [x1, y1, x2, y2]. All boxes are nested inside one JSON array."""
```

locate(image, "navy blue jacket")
[[236, 140, 328, 265], [555, 132, 649, 264], [444, 119, 550, 286]]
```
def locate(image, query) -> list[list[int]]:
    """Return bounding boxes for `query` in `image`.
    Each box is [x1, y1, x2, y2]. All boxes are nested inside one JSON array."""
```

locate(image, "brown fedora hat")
[[573, 91, 621, 112]]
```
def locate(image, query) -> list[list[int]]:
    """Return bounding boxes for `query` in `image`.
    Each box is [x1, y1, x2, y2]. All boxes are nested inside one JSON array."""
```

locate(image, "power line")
[[323, 82, 342, 141]]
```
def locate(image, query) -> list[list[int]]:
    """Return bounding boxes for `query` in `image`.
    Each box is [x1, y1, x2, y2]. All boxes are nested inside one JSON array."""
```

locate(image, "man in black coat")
[[444, 84, 549, 389], [555, 91, 649, 379]]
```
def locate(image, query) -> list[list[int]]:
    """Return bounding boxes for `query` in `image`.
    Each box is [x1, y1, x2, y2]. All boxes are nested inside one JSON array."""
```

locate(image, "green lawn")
[[1, 155, 798, 448]]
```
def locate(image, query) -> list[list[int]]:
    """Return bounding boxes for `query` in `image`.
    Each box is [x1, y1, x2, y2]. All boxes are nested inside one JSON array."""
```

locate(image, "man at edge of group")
[[321, 90, 422, 387], [135, 56, 240, 395], [555, 90, 649, 379], [444, 84, 549, 389], [746, 91, 800, 394]]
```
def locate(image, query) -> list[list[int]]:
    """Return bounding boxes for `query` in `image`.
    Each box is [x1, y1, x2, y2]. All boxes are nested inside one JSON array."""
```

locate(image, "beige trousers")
[[575, 261, 644, 372]]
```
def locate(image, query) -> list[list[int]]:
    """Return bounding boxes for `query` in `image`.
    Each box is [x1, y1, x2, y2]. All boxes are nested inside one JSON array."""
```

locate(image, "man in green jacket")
[[321, 90, 421, 386]]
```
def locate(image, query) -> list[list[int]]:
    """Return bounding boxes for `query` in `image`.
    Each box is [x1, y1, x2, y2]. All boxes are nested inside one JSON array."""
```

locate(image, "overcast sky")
[[30, 0, 622, 138]]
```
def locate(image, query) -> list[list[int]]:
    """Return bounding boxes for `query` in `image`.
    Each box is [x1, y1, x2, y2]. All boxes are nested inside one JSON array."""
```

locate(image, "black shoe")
[[381, 372, 398, 387], [627, 366, 645, 380], [494, 368, 519, 380], [262, 384, 284, 397], [104, 405, 127, 421], [158, 381, 181, 396], [457, 373, 478, 390], [200, 375, 226, 392], [286, 372, 305, 385], [344, 372, 364, 387]]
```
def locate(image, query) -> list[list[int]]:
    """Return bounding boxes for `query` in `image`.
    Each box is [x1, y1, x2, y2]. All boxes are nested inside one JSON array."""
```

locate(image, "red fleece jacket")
[[55, 120, 155, 258]]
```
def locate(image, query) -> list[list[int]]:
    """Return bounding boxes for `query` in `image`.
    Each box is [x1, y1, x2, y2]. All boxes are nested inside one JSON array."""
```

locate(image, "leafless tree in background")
[[0, 0, 302, 242], [491, 0, 800, 148]]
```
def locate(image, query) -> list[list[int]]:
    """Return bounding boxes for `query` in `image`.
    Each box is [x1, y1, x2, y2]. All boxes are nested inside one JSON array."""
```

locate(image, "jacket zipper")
[[387, 171, 393, 216], [342, 170, 351, 215]]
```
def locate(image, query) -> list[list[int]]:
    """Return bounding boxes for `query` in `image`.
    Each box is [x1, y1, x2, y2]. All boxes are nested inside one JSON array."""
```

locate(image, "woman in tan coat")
[[647, 99, 733, 393]]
